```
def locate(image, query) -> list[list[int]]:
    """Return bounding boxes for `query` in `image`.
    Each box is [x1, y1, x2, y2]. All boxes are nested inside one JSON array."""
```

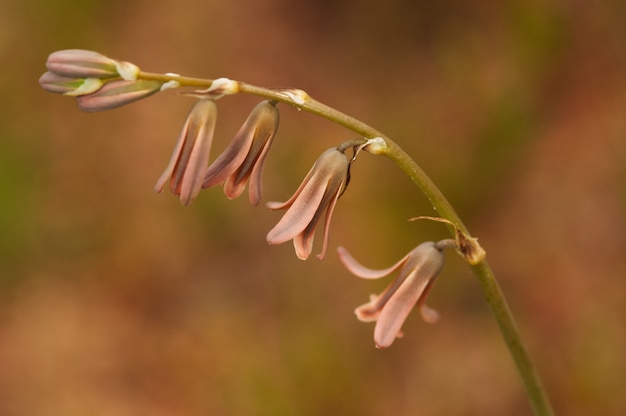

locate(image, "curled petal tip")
[[355, 302, 380, 323], [420, 305, 440, 324], [374, 330, 402, 349], [338, 246, 408, 280]]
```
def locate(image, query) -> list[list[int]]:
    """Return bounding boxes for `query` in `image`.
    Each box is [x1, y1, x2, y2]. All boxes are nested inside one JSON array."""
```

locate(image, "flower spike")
[[338, 241, 445, 348], [203, 100, 279, 206], [266, 147, 349, 260], [155, 99, 217, 205]]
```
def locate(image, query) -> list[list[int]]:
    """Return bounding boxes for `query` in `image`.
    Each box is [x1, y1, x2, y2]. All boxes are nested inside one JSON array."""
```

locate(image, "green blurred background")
[[1, 0, 625, 415]]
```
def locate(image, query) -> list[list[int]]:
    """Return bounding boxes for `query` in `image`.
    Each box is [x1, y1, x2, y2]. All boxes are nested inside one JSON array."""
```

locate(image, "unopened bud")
[[76, 79, 162, 112], [46, 49, 118, 78], [45, 49, 140, 80], [39, 72, 103, 96]]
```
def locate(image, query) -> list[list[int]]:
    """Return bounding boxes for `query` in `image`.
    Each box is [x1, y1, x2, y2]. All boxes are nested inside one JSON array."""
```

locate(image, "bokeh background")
[[1, 0, 625, 415]]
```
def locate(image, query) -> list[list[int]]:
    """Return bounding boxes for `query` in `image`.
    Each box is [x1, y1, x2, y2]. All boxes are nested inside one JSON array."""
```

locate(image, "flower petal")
[[39, 72, 103, 95], [337, 247, 409, 279], [293, 231, 315, 260], [419, 304, 440, 324], [355, 294, 383, 322], [373, 269, 432, 348], [265, 165, 317, 210], [222, 124, 275, 202], [202, 124, 254, 190], [177, 113, 216, 204], [76, 79, 161, 112], [314, 176, 346, 260], [245, 128, 275, 206], [266, 173, 326, 245], [155, 126, 189, 194], [154, 99, 217, 204], [417, 275, 440, 324]]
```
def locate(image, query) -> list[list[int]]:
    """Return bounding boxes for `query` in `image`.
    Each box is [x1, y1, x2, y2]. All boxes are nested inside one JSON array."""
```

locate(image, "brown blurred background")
[[1, 0, 625, 415]]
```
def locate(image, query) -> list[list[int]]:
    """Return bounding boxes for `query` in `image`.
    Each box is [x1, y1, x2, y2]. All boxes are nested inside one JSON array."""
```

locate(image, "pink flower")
[[154, 99, 217, 205], [266, 147, 349, 260], [202, 101, 279, 206], [338, 241, 445, 348]]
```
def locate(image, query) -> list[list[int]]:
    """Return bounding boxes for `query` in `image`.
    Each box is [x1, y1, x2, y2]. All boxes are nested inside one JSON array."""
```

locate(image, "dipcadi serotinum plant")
[[39, 49, 554, 416]]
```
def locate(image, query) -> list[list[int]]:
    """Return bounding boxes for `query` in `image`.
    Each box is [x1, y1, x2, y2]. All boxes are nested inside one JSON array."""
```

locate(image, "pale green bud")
[[38, 72, 103, 96]]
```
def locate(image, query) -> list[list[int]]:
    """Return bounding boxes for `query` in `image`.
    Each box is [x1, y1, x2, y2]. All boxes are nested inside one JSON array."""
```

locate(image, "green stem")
[[140, 71, 554, 415], [470, 260, 554, 416]]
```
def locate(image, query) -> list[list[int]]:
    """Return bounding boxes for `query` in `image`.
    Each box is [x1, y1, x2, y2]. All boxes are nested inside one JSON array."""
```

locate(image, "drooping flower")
[[338, 241, 446, 348], [202, 100, 279, 206], [266, 147, 349, 260], [154, 99, 217, 205]]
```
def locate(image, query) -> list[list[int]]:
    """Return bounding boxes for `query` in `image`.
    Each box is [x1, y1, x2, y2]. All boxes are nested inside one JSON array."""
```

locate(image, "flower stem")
[[470, 260, 555, 416], [140, 71, 554, 415]]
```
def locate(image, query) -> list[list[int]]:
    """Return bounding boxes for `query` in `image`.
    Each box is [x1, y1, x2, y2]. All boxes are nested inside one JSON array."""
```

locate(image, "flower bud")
[[38, 72, 103, 96], [45, 49, 128, 79], [75, 79, 162, 112]]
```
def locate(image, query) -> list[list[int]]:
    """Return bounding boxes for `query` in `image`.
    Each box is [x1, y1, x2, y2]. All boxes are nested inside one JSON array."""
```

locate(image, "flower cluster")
[[155, 98, 281, 207], [39, 49, 163, 111], [39, 49, 457, 347], [154, 97, 349, 260]]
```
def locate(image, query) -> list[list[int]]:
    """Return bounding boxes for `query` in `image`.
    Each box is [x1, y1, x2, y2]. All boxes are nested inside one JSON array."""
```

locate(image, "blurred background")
[[1, 0, 625, 415]]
